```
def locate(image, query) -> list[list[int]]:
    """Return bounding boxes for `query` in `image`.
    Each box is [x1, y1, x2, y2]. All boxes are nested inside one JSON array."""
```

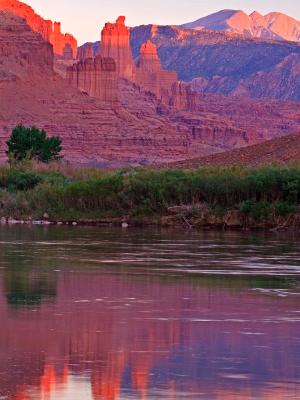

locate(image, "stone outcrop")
[[232, 53, 300, 100], [62, 44, 73, 61], [101, 16, 135, 79], [170, 82, 198, 112], [80, 19, 195, 111], [135, 40, 178, 104], [67, 56, 118, 105], [2, 7, 300, 167], [130, 24, 300, 100], [77, 43, 94, 60], [0, 0, 77, 58], [134, 40, 198, 111], [50, 21, 77, 59], [0, 10, 53, 80]]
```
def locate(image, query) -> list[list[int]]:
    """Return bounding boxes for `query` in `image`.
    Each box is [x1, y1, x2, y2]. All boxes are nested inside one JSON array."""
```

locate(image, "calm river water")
[[0, 226, 299, 399]]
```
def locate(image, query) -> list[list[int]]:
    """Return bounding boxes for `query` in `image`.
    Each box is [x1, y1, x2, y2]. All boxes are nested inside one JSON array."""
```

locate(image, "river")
[[0, 226, 299, 399]]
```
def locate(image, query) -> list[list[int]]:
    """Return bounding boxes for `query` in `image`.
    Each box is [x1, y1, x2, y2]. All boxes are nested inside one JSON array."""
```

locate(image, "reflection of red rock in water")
[[0, 0, 78, 58], [131, 362, 150, 400], [91, 352, 125, 400], [40, 363, 69, 395], [0, 271, 299, 399]]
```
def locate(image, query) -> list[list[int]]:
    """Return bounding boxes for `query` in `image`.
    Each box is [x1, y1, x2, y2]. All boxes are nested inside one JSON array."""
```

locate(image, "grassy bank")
[[1, 162, 300, 229]]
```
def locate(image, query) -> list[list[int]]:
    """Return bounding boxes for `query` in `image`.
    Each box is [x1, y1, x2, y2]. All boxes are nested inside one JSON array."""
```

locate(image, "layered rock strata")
[[77, 43, 94, 60], [135, 40, 178, 104], [50, 21, 77, 59], [101, 16, 135, 79], [0, 10, 53, 80], [79, 18, 195, 110], [130, 24, 300, 100], [0, 0, 77, 58], [67, 56, 118, 105], [2, 8, 300, 166]]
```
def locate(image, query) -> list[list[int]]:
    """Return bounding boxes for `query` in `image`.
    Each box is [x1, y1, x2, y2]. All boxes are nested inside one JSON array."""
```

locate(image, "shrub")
[[7, 125, 62, 163], [0, 171, 42, 191], [274, 201, 296, 216]]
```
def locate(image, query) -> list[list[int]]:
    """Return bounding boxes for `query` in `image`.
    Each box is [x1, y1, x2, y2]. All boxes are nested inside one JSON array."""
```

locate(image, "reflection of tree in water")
[[1, 228, 57, 308], [5, 269, 56, 307]]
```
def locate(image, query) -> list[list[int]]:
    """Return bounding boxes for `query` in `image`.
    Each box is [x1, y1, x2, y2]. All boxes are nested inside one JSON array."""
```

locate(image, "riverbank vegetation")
[[0, 161, 300, 229]]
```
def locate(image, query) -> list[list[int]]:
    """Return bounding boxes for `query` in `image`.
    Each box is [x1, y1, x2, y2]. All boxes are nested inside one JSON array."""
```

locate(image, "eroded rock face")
[[0, 0, 77, 58], [50, 21, 77, 59], [0, 10, 53, 80], [232, 54, 300, 100], [77, 43, 94, 60], [136, 40, 178, 104], [101, 16, 135, 79], [2, 7, 300, 167], [67, 56, 118, 105], [62, 44, 73, 61], [79, 20, 198, 111], [130, 24, 300, 100]]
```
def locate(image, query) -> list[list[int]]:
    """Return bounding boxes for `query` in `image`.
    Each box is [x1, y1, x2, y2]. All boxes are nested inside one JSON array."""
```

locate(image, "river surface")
[[0, 226, 299, 399]]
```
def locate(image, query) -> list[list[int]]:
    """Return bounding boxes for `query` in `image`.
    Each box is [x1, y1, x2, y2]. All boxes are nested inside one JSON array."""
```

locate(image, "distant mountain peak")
[[181, 9, 300, 42], [250, 11, 263, 18]]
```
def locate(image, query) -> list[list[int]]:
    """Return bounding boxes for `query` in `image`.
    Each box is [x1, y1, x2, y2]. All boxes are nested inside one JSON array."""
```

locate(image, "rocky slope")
[[0, 11, 201, 165], [2, 7, 300, 166], [168, 133, 300, 169], [0, 0, 78, 58], [181, 10, 300, 42], [130, 24, 300, 100]]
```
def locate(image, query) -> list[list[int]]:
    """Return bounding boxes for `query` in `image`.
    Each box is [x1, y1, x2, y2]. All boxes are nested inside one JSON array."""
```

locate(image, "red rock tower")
[[101, 16, 135, 79], [136, 40, 178, 104], [138, 40, 162, 72]]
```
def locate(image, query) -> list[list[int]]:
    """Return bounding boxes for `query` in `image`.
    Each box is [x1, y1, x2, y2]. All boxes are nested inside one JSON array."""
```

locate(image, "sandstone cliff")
[[0, 10, 53, 81], [130, 24, 300, 100], [67, 56, 118, 106], [0, 11, 214, 165], [81, 20, 194, 111], [0, 0, 78, 58], [77, 43, 94, 60], [101, 16, 135, 79], [135, 40, 178, 105], [2, 8, 300, 166]]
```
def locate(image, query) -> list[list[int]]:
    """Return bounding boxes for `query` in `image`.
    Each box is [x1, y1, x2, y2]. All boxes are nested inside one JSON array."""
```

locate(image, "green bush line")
[[0, 165, 300, 220]]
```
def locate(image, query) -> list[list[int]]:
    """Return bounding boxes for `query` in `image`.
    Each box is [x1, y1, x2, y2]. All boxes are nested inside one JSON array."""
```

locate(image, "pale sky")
[[25, 0, 300, 45]]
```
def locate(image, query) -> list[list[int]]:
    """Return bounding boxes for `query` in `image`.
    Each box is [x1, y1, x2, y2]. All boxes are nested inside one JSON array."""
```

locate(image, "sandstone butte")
[[129, 24, 300, 101], [0, 0, 78, 58], [71, 16, 197, 110], [1, 2, 300, 166], [101, 16, 135, 79], [67, 56, 119, 106]]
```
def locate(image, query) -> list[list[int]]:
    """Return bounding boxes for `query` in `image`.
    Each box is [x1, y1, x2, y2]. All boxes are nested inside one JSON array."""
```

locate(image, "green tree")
[[6, 125, 62, 163]]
